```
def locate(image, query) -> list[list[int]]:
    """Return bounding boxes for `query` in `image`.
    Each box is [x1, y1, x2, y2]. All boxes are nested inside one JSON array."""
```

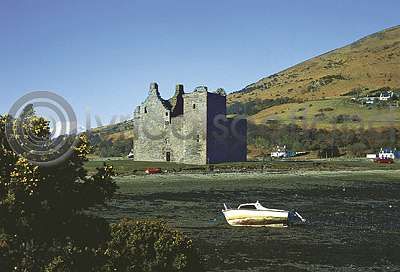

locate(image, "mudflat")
[[94, 170, 400, 271]]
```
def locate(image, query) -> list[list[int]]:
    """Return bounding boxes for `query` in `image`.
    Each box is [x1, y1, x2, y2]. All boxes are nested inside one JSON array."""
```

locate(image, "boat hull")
[[222, 209, 289, 227]]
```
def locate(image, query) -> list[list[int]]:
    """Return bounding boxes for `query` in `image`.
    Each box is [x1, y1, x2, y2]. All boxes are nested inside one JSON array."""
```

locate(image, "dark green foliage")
[[307, 74, 347, 92], [318, 107, 334, 112], [102, 219, 203, 272], [90, 136, 133, 157], [112, 138, 133, 156], [248, 122, 400, 154], [347, 142, 368, 157], [0, 229, 108, 272], [318, 145, 340, 158], [332, 114, 361, 123], [314, 113, 326, 120], [20, 103, 35, 120], [0, 111, 117, 271]]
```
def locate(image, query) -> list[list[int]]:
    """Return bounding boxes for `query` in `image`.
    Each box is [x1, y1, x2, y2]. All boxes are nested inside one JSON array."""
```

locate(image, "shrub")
[[103, 219, 203, 272], [0, 109, 116, 271], [0, 232, 107, 272], [318, 145, 340, 158], [307, 75, 347, 92], [314, 113, 326, 120], [318, 107, 334, 112], [332, 114, 361, 124], [347, 142, 368, 157]]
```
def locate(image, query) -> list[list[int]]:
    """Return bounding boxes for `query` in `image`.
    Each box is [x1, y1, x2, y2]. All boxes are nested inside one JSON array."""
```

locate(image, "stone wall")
[[180, 90, 208, 164], [132, 83, 171, 162], [132, 83, 247, 165]]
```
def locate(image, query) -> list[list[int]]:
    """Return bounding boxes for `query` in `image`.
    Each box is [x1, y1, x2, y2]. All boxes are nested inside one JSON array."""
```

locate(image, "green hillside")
[[228, 25, 400, 129], [89, 120, 134, 158]]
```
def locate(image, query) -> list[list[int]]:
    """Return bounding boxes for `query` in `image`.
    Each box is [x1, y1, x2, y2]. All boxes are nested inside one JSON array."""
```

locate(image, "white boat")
[[222, 201, 306, 227]]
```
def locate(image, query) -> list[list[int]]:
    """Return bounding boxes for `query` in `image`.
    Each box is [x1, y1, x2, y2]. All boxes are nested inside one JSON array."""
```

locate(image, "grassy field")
[[90, 169, 400, 271], [85, 158, 400, 175], [85, 159, 202, 175], [249, 98, 400, 129]]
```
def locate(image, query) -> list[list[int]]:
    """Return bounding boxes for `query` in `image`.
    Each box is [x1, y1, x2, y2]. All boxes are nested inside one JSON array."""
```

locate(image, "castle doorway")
[[166, 152, 171, 162]]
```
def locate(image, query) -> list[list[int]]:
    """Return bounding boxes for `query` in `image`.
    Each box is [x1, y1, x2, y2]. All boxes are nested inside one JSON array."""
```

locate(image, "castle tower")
[[132, 83, 247, 164]]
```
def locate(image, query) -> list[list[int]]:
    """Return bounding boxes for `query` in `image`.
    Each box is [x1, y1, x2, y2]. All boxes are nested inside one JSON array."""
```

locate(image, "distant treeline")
[[248, 123, 399, 157]]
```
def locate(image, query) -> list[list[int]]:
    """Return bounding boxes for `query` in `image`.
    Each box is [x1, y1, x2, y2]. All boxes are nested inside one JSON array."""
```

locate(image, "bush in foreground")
[[103, 219, 203, 272], [0, 109, 203, 271]]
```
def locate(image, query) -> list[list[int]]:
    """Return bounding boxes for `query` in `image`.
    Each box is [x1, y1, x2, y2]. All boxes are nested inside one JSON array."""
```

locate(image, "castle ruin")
[[132, 83, 247, 165]]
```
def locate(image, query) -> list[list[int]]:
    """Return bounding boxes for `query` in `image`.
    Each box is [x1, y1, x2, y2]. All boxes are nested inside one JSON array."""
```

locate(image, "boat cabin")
[[238, 204, 257, 210], [238, 201, 265, 210]]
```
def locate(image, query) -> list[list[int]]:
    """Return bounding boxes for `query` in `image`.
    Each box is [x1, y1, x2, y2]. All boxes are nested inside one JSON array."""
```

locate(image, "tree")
[[318, 145, 340, 158], [0, 112, 117, 271], [0, 111, 203, 271], [254, 136, 270, 157], [20, 103, 35, 120], [347, 142, 367, 157], [111, 137, 132, 156]]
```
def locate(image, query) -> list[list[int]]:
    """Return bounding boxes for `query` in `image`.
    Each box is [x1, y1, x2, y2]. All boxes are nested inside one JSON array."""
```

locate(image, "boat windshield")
[[238, 205, 257, 210]]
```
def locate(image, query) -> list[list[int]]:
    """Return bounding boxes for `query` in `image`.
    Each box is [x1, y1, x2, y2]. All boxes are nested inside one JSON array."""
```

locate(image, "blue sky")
[[1, 0, 399, 128]]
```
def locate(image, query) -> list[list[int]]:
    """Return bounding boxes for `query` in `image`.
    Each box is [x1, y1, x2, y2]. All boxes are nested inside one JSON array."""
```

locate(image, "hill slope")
[[228, 25, 400, 127], [94, 25, 400, 154], [90, 120, 134, 141]]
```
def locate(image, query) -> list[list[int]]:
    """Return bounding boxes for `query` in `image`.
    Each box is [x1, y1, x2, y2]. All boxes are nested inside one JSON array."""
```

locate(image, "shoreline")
[[115, 168, 400, 181]]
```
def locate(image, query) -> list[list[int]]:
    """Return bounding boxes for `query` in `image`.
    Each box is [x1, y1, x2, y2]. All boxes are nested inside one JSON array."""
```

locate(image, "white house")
[[270, 145, 296, 158], [379, 91, 393, 101], [378, 148, 396, 159], [360, 97, 376, 104], [366, 153, 377, 159]]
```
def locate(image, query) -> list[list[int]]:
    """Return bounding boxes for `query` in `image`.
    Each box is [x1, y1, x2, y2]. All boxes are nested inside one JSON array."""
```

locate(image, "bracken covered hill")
[[90, 119, 134, 141], [228, 25, 400, 127]]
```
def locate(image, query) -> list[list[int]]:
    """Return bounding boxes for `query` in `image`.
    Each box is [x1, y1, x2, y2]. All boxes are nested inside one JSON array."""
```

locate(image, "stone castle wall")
[[132, 83, 246, 165]]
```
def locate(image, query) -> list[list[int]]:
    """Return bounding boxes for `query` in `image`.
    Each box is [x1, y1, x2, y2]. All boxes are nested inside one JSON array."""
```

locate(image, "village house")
[[379, 91, 394, 101]]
